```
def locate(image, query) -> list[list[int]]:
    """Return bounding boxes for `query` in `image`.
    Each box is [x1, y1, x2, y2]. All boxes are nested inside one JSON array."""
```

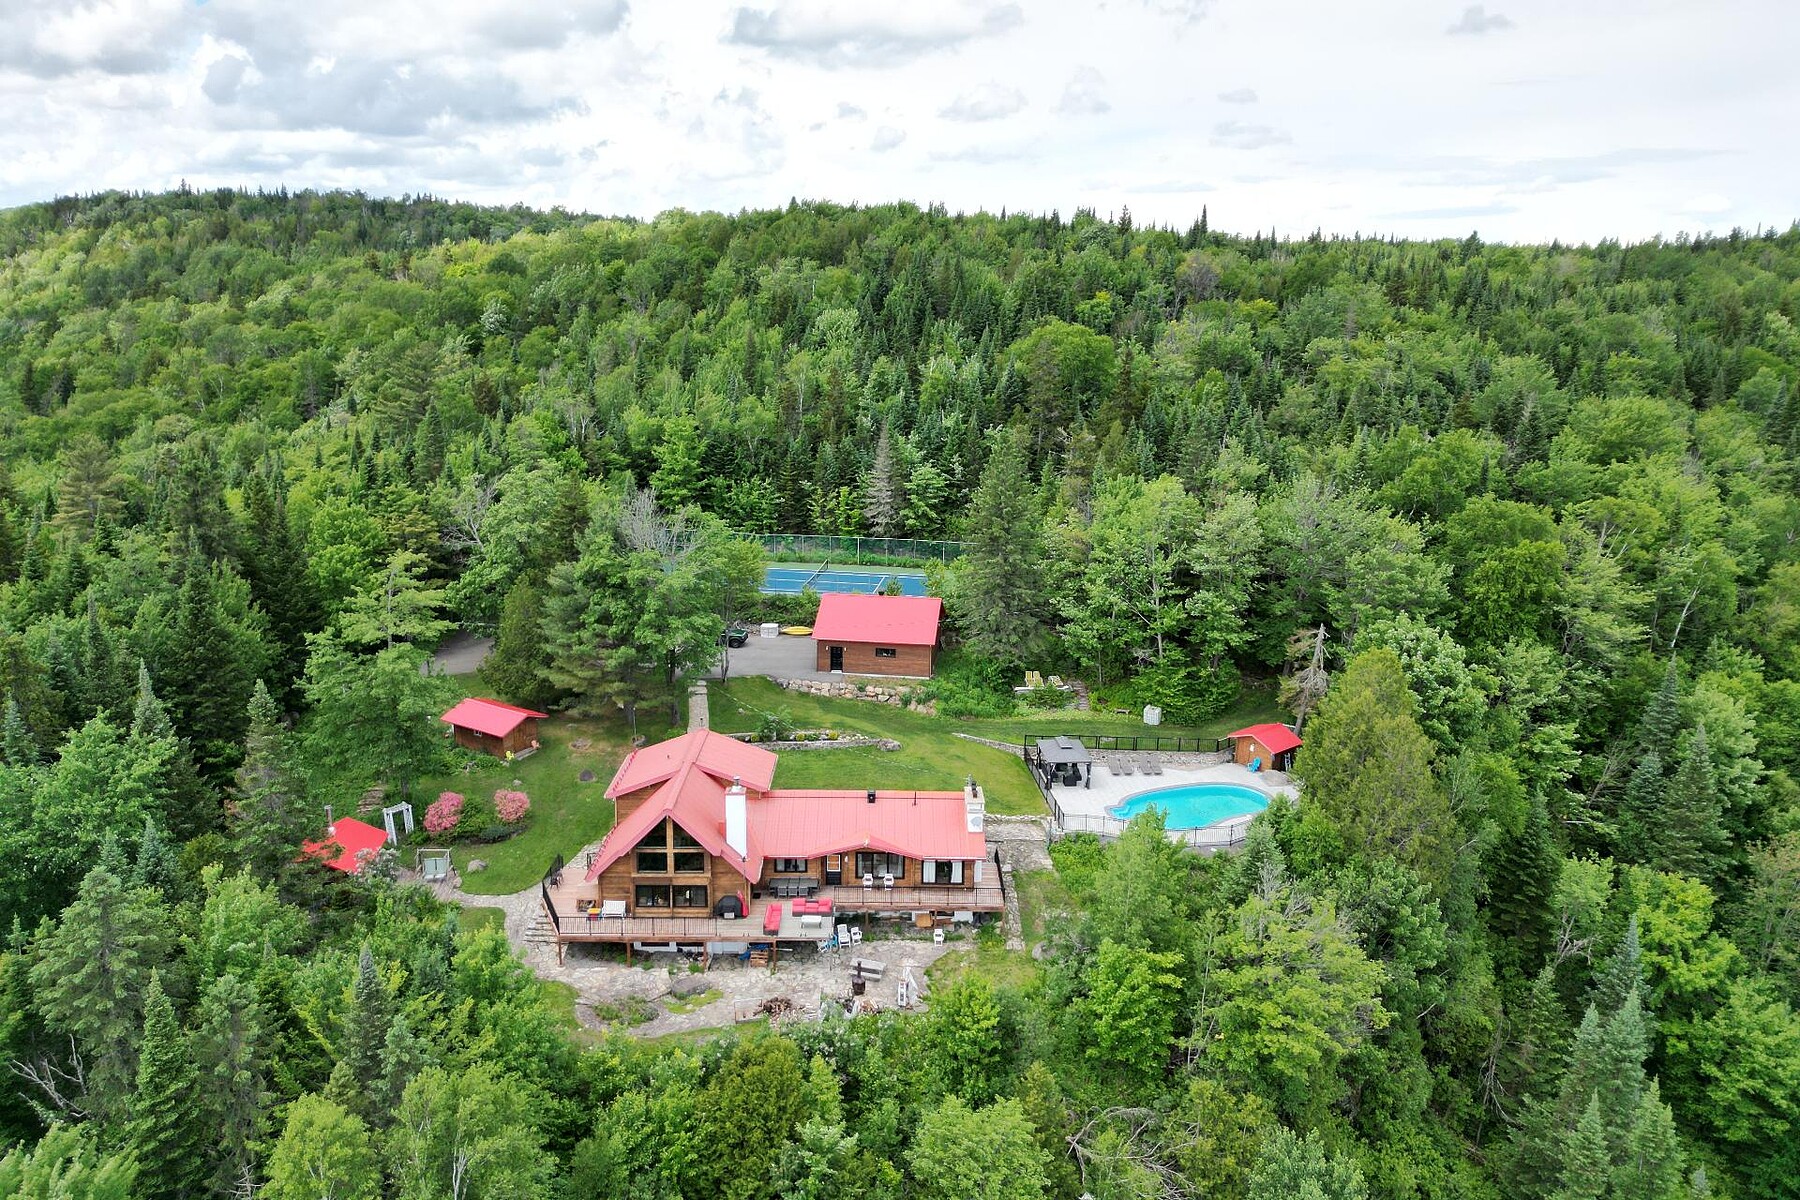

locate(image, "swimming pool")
[[1110, 782, 1270, 829]]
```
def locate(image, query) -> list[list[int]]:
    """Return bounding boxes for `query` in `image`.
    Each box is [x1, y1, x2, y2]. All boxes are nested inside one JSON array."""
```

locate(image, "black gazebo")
[[1034, 736, 1093, 789]]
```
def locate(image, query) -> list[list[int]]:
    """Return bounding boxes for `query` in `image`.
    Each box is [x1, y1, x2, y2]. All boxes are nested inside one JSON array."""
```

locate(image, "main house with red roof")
[[442, 697, 548, 758], [811, 593, 943, 677], [539, 729, 1001, 957]]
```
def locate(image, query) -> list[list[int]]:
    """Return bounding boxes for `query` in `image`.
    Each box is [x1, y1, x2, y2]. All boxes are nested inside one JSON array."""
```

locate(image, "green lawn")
[[709, 679, 1044, 815], [413, 706, 674, 895], [458, 907, 507, 935], [708, 677, 1290, 818]]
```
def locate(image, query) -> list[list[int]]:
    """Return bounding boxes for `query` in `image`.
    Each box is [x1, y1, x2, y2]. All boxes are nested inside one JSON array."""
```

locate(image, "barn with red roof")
[[441, 697, 548, 757], [810, 593, 943, 677]]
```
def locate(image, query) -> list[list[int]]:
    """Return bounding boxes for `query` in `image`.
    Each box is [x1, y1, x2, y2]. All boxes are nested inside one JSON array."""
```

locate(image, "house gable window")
[[854, 852, 906, 880], [633, 819, 708, 875], [874, 647, 898, 658]]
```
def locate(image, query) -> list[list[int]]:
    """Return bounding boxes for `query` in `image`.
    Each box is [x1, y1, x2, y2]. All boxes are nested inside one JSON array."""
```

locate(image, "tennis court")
[[762, 564, 929, 597]]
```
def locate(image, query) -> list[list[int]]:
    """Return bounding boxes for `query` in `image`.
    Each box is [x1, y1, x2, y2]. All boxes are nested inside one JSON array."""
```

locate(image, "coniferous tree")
[[954, 427, 1044, 667], [863, 421, 901, 537], [27, 867, 172, 1124], [1649, 723, 1728, 880], [193, 973, 270, 1199], [129, 662, 212, 841], [326, 946, 391, 1121], [160, 545, 256, 785], [130, 971, 206, 1200], [481, 577, 553, 710]]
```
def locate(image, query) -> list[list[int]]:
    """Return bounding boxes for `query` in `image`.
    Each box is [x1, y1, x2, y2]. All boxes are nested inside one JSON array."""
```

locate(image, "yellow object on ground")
[[781, 626, 813, 636]]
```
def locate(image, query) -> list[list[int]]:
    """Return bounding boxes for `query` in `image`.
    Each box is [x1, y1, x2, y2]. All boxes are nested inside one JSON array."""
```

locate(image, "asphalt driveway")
[[710, 633, 835, 681]]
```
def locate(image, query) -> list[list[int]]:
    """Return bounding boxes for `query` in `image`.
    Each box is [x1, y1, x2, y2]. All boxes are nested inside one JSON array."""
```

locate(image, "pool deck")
[[1047, 760, 1297, 839]]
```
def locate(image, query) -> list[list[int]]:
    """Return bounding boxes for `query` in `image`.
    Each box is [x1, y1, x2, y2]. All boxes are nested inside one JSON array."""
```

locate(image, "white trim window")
[[921, 860, 964, 884]]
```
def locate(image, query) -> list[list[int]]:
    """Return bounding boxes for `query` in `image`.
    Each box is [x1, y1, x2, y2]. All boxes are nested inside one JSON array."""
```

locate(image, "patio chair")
[[850, 927, 863, 946], [1118, 755, 1135, 776], [836, 923, 851, 948], [882, 873, 895, 890], [1145, 756, 1163, 776], [862, 873, 875, 889]]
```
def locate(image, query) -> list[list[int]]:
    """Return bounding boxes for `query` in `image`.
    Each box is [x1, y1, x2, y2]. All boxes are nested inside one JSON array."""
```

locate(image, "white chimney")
[[964, 779, 985, 834], [725, 783, 748, 859]]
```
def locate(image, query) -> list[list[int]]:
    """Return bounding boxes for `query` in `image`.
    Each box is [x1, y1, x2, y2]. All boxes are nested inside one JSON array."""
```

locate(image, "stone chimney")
[[725, 781, 748, 859], [963, 777, 985, 834]]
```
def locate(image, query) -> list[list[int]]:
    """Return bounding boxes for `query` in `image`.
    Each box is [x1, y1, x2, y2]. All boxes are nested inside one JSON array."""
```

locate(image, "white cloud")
[[0, 0, 1794, 243], [1211, 120, 1290, 150], [1057, 66, 1109, 115], [1447, 6, 1513, 36], [939, 82, 1025, 122]]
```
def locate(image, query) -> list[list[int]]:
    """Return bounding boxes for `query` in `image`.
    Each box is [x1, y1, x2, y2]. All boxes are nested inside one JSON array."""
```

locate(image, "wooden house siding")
[[450, 717, 539, 757], [813, 640, 937, 677], [1231, 734, 1296, 772]]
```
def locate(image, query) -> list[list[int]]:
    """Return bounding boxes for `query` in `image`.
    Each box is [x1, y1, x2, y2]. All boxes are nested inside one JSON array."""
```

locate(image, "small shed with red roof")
[[811, 594, 943, 677], [1224, 723, 1303, 772], [302, 817, 388, 874], [442, 697, 548, 758]]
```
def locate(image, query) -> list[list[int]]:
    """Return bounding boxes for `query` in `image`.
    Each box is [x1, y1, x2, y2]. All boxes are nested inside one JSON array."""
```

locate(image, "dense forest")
[[0, 186, 1797, 1199]]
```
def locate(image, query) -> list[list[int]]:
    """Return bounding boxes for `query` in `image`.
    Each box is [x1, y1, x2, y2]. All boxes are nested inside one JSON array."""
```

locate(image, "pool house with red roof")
[[811, 593, 943, 677], [539, 729, 1002, 958], [1223, 723, 1303, 773], [442, 697, 548, 758]]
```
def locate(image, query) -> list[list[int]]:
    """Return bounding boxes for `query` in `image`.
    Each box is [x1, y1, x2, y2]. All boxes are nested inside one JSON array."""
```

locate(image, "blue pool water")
[[763, 566, 929, 596], [1110, 783, 1270, 829]]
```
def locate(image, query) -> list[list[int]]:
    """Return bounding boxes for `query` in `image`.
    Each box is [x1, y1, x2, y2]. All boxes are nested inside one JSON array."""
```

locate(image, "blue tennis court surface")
[[763, 566, 929, 596]]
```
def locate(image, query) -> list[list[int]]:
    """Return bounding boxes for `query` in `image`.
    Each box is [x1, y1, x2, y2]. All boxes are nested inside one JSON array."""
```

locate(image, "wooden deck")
[[541, 874, 1004, 949]]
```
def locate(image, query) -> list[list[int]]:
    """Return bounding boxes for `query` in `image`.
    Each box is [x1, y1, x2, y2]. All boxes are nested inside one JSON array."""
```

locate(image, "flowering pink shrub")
[[425, 791, 465, 835], [494, 789, 531, 825]]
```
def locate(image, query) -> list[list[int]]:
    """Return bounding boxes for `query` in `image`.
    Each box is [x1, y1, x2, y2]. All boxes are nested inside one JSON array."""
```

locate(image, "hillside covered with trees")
[[0, 187, 1797, 1198]]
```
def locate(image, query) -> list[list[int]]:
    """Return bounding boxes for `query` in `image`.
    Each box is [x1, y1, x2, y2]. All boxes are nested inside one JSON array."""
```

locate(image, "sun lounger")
[[1144, 755, 1163, 776], [1118, 755, 1135, 775]]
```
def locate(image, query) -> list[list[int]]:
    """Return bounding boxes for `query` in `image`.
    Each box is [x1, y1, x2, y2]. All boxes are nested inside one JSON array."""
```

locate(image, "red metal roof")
[[586, 732, 985, 884], [441, 698, 548, 739], [756, 790, 986, 861], [605, 730, 777, 798], [301, 817, 388, 873], [810, 594, 943, 647], [1226, 723, 1303, 754]]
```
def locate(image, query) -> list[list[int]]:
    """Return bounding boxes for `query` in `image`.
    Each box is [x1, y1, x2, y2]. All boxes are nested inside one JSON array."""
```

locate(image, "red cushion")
[[763, 903, 782, 933]]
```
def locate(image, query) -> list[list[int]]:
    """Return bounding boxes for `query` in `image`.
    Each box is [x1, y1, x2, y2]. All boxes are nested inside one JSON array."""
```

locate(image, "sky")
[[1, 0, 1795, 243]]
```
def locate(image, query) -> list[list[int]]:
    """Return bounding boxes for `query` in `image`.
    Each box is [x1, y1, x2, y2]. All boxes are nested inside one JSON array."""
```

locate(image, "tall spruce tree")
[[326, 946, 391, 1121], [955, 427, 1045, 667], [130, 971, 206, 1200], [193, 973, 270, 1199], [1649, 723, 1728, 880]]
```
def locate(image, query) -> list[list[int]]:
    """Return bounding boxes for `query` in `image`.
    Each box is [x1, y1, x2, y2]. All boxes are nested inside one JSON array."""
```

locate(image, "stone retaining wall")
[[775, 677, 937, 714]]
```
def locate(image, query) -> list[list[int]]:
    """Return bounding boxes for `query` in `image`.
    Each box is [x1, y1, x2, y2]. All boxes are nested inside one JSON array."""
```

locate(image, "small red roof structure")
[[442, 698, 548, 740], [811, 594, 943, 647], [301, 817, 388, 874], [1226, 723, 1303, 755]]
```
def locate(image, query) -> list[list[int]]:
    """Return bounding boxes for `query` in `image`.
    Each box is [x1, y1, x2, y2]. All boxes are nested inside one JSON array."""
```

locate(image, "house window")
[[921, 860, 964, 885], [874, 647, 898, 658], [634, 884, 672, 909], [672, 884, 708, 909], [855, 852, 906, 880], [633, 818, 705, 876], [772, 858, 809, 874]]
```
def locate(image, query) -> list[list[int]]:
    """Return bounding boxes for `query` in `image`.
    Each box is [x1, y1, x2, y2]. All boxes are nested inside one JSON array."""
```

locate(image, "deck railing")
[[1054, 810, 1251, 850]]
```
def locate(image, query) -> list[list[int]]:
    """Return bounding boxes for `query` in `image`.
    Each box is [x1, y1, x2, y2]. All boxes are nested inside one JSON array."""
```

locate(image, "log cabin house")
[[539, 729, 1004, 960]]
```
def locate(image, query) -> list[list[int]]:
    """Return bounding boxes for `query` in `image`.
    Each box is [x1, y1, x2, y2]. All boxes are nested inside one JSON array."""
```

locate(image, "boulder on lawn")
[[467, 859, 487, 873], [670, 974, 711, 998]]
